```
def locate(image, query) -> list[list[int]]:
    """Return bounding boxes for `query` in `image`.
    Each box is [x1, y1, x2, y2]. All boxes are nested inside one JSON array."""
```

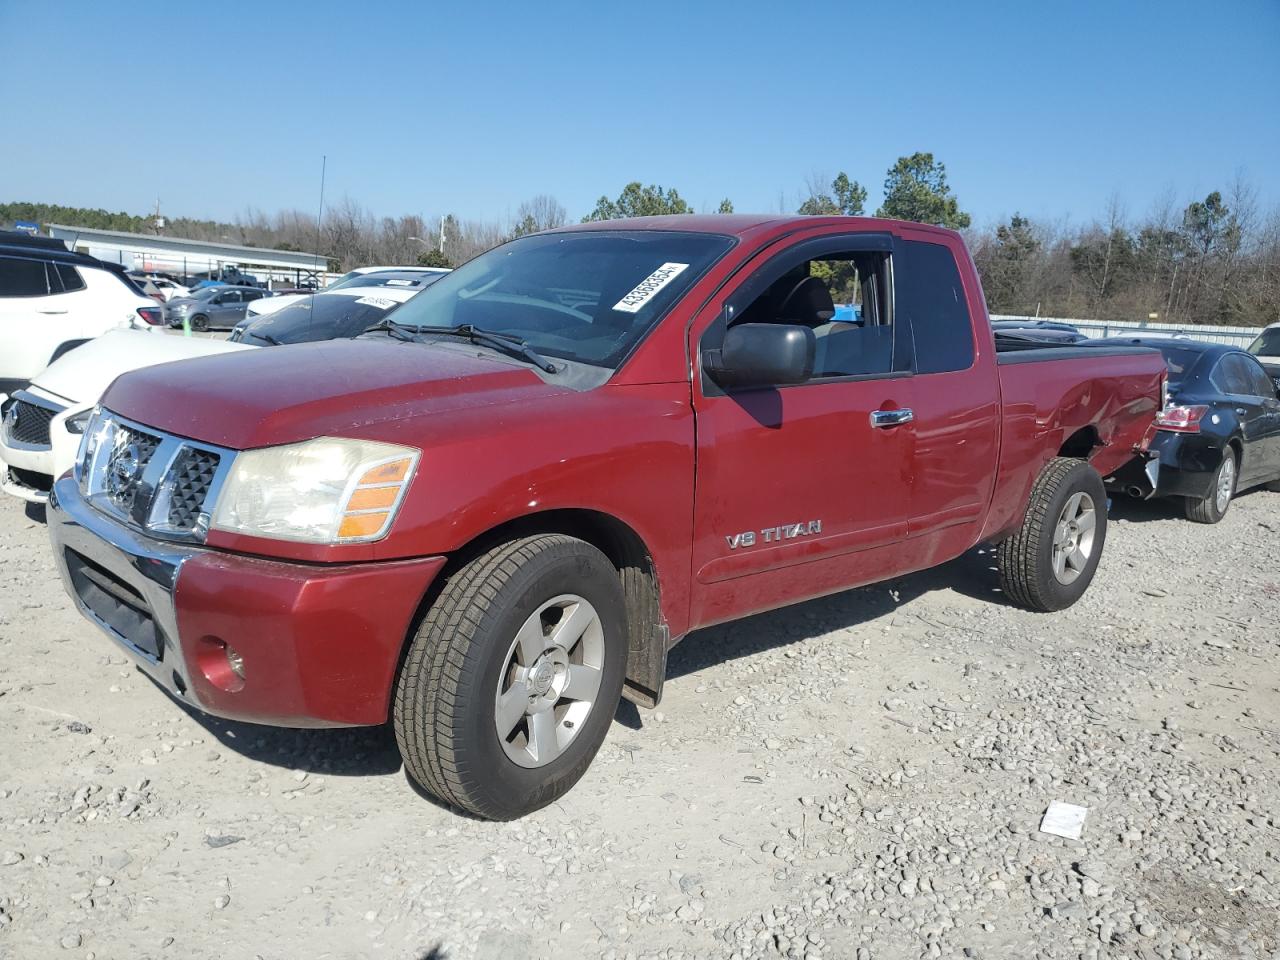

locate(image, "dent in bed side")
[[980, 355, 1165, 543]]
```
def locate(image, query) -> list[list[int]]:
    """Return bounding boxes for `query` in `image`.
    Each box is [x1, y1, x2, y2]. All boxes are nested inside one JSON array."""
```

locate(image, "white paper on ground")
[[1039, 801, 1089, 839]]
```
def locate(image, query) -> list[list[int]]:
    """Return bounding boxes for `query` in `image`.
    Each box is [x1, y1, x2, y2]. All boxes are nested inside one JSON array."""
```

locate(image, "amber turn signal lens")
[[346, 486, 399, 510], [338, 512, 390, 539], [359, 458, 412, 485]]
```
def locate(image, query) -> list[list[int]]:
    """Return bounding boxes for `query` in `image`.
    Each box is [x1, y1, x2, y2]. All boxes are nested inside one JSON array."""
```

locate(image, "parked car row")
[[244, 265, 450, 319], [164, 284, 274, 331]]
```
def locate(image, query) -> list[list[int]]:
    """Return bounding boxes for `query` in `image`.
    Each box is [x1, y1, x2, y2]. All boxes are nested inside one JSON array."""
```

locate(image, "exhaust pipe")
[[1126, 485, 1146, 499]]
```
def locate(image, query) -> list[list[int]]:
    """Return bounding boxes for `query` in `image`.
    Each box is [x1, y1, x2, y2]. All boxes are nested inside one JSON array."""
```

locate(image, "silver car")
[[165, 285, 270, 331]]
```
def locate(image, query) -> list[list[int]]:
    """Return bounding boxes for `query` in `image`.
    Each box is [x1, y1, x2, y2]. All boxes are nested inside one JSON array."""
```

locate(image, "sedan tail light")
[[1154, 404, 1209, 433], [136, 306, 165, 326]]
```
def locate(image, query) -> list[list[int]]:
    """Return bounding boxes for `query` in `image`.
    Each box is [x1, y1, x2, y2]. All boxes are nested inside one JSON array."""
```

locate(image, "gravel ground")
[[1, 489, 1278, 960]]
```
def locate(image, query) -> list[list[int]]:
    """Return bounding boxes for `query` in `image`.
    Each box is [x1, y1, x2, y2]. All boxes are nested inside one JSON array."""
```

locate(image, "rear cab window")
[[895, 239, 974, 374]]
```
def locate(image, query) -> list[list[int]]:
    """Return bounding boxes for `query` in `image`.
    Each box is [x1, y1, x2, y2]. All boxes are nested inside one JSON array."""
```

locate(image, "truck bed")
[[994, 340, 1162, 365], [981, 343, 1166, 542]]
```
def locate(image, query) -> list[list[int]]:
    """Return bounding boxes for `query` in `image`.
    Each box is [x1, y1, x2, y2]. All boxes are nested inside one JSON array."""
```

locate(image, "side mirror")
[[704, 323, 815, 389]]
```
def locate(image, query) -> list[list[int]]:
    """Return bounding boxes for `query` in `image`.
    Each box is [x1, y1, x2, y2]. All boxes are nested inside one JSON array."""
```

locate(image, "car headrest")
[[777, 276, 836, 328]]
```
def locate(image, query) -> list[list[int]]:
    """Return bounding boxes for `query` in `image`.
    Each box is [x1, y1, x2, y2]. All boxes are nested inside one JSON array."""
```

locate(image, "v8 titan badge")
[[725, 520, 822, 550]]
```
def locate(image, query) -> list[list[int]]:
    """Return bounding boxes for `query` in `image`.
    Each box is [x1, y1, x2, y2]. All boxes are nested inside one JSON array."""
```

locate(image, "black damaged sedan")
[[1086, 337, 1280, 523]]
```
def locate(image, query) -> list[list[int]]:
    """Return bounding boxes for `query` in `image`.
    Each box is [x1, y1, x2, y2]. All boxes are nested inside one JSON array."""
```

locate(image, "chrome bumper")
[[48, 474, 203, 703]]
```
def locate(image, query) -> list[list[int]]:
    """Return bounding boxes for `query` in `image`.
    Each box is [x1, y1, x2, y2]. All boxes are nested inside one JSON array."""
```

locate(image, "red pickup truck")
[[49, 215, 1165, 819]]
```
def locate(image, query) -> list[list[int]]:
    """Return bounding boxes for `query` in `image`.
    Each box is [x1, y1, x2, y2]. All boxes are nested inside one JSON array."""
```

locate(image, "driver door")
[[687, 232, 916, 630]]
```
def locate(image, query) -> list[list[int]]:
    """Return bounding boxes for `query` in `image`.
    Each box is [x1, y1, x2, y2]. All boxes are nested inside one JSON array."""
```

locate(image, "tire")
[[393, 534, 627, 820], [190, 314, 209, 332], [997, 457, 1108, 612], [1184, 449, 1236, 524]]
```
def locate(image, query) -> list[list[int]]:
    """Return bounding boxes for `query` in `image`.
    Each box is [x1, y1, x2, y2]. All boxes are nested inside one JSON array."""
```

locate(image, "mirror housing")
[[704, 323, 815, 389]]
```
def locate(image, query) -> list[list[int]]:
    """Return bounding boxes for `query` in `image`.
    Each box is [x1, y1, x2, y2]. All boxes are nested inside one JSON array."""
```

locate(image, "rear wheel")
[[190, 314, 209, 332], [997, 457, 1107, 612], [1184, 449, 1236, 524], [393, 535, 627, 820]]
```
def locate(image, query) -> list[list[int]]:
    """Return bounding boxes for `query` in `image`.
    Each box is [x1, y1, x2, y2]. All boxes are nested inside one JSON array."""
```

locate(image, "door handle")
[[38, 309, 68, 315], [870, 408, 914, 428]]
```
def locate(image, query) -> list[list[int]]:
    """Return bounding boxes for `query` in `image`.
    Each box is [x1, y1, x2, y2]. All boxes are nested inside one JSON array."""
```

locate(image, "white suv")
[[0, 235, 164, 397]]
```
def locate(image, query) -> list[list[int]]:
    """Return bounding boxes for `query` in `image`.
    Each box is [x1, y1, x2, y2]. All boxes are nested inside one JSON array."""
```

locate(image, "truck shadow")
[[1108, 487, 1273, 524], [665, 543, 1003, 682], [168, 696, 404, 777], [1106, 494, 1185, 524]]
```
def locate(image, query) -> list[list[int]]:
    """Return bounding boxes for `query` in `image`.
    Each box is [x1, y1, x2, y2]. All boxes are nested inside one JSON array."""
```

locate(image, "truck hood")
[[34, 329, 254, 406], [101, 338, 572, 449]]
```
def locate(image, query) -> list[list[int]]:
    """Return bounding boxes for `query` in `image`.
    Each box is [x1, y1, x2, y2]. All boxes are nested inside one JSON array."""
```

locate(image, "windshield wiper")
[[365, 319, 558, 372], [415, 324, 558, 373], [364, 317, 419, 342], [253, 330, 283, 345]]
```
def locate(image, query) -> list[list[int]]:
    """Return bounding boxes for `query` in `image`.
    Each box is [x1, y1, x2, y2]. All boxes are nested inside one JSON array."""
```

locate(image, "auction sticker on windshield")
[[612, 262, 689, 313], [355, 296, 397, 309]]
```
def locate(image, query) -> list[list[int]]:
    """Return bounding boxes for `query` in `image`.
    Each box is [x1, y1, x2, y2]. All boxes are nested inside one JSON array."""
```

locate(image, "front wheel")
[[189, 314, 209, 332], [1184, 449, 1236, 524], [997, 457, 1108, 612], [393, 534, 627, 820]]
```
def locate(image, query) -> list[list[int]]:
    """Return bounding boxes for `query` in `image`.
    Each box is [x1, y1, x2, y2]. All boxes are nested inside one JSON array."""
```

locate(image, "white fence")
[[991, 314, 1263, 349]]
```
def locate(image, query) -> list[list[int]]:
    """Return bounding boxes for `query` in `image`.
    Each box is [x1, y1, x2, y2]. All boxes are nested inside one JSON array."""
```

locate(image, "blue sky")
[[2, 0, 1277, 228]]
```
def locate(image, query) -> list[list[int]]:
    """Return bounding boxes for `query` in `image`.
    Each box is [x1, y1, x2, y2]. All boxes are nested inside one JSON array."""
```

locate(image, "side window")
[[1211, 355, 1253, 395], [244, 289, 264, 301], [728, 250, 896, 379], [1238, 356, 1275, 398], [53, 263, 85, 293], [896, 240, 974, 374], [0, 256, 52, 297], [1251, 362, 1278, 398]]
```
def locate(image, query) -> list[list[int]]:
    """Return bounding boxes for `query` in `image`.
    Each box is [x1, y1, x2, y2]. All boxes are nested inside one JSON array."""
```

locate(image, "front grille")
[[166, 447, 220, 528], [7, 398, 58, 447], [81, 410, 233, 541], [104, 424, 163, 514]]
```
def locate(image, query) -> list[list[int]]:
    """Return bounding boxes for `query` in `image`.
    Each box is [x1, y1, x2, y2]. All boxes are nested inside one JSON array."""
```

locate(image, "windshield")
[[1247, 328, 1280, 357], [1156, 346, 1205, 389], [247, 293, 411, 342], [385, 230, 733, 368], [190, 286, 221, 299], [340, 272, 443, 290]]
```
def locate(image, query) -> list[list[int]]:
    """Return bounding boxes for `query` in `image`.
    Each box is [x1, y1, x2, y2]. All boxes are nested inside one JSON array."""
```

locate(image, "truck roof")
[[551, 214, 961, 242]]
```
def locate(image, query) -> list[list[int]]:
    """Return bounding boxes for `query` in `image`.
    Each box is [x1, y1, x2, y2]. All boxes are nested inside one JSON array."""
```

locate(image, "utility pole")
[[439, 215, 446, 255]]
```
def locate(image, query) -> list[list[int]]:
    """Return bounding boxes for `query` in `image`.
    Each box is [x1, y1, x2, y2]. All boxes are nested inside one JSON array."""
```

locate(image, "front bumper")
[[48, 475, 446, 727]]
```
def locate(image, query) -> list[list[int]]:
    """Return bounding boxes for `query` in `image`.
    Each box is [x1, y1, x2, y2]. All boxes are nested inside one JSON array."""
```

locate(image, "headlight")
[[210, 437, 419, 544], [65, 410, 93, 435], [76, 407, 107, 491]]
